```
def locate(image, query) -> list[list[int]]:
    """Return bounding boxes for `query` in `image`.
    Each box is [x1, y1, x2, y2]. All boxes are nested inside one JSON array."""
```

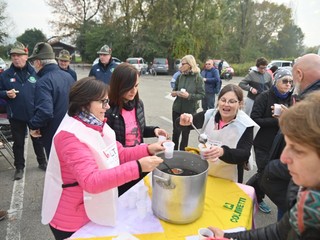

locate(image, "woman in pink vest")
[[41, 77, 164, 240]]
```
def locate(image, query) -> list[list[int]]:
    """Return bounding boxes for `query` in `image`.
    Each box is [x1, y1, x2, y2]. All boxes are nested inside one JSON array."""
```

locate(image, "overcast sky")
[[5, 0, 320, 47]]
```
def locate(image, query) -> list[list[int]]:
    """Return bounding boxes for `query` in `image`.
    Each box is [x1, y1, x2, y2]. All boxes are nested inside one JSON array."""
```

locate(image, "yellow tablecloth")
[[72, 176, 254, 240]]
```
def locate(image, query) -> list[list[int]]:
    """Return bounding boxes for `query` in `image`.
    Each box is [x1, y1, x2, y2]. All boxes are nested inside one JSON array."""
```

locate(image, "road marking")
[[160, 116, 172, 124], [6, 137, 29, 240]]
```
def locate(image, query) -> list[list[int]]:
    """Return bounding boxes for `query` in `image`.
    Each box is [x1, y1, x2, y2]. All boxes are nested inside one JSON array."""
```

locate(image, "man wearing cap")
[[28, 42, 75, 157], [89, 44, 119, 85], [57, 49, 77, 81], [0, 41, 47, 180], [247, 68, 293, 214]]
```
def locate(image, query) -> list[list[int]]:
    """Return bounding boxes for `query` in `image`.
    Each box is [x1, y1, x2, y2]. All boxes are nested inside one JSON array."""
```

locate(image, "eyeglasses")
[[99, 99, 110, 108], [219, 98, 239, 105], [205, 63, 212, 65], [181, 63, 189, 66], [281, 79, 294, 85]]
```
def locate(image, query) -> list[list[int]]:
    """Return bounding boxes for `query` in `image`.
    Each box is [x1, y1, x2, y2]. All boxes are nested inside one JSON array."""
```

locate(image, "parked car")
[[267, 60, 293, 71], [213, 59, 234, 79], [0, 58, 7, 74], [249, 60, 293, 72], [92, 57, 122, 66], [126, 57, 148, 74], [151, 58, 169, 74]]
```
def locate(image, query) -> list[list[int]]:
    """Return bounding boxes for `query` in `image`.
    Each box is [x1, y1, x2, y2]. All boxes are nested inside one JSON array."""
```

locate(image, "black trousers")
[[246, 147, 269, 202], [50, 225, 74, 240], [172, 111, 191, 151], [9, 118, 46, 169]]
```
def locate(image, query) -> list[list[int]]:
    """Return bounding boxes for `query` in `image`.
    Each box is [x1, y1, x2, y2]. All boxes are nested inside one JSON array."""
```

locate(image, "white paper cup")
[[198, 228, 214, 240], [274, 103, 282, 116], [158, 135, 167, 142], [127, 192, 137, 209], [198, 143, 211, 160], [163, 141, 175, 159], [180, 88, 186, 92], [136, 200, 147, 219]]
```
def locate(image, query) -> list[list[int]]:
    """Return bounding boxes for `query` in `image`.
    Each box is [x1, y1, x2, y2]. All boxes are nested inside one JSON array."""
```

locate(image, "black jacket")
[[251, 87, 292, 151], [260, 80, 320, 215], [105, 99, 158, 146]]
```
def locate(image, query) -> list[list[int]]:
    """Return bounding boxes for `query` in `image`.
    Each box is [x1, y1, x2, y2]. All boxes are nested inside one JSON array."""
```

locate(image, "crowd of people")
[[0, 39, 320, 239]]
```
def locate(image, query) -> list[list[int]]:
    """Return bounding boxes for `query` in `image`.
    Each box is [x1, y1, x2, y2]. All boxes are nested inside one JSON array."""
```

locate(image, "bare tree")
[[45, 0, 108, 37], [0, 0, 8, 43]]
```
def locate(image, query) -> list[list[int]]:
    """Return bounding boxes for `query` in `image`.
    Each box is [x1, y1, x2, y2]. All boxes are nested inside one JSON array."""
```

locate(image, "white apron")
[[41, 115, 119, 226], [202, 109, 259, 181]]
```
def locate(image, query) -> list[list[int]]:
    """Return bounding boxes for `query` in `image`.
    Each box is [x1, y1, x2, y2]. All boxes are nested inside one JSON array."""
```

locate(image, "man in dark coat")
[[0, 41, 47, 180], [28, 42, 75, 157], [88, 45, 119, 85], [57, 49, 77, 81]]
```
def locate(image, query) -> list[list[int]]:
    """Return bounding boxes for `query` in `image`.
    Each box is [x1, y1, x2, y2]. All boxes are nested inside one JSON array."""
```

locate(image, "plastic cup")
[[158, 135, 167, 142], [137, 185, 148, 200], [209, 141, 222, 162], [274, 104, 282, 116], [127, 192, 137, 209], [198, 143, 211, 160], [136, 200, 147, 219], [198, 228, 214, 240], [163, 141, 175, 159], [180, 88, 186, 92]]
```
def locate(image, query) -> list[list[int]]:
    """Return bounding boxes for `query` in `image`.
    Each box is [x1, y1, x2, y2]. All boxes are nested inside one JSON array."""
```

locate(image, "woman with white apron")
[[41, 77, 164, 240], [178, 84, 259, 182]]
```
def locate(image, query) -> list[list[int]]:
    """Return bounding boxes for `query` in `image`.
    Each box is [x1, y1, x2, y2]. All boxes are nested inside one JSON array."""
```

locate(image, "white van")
[[126, 57, 148, 74]]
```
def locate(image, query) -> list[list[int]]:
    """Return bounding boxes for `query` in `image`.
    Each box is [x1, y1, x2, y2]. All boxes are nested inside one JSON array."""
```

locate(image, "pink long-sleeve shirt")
[[49, 119, 150, 232]]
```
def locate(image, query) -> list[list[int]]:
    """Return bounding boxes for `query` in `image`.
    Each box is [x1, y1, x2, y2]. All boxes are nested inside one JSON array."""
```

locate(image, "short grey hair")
[[39, 59, 57, 66]]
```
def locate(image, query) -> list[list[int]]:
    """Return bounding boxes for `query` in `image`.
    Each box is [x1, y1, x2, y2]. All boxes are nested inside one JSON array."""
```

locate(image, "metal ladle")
[[191, 122, 208, 145], [161, 161, 183, 175]]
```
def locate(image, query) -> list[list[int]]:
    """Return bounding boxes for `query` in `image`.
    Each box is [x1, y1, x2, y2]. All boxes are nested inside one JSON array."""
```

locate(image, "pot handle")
[[153, 175, 175, 189]]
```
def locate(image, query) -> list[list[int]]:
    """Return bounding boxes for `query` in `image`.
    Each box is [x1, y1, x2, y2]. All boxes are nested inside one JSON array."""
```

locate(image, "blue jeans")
[[202, 93, 216, 110]]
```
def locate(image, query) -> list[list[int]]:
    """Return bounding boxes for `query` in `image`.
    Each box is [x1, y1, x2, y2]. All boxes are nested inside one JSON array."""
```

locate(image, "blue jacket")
[[0, 62, 38, 121], [200, 67, 220, 94], [60, 66, 77, 81], [29, 64, 75, 155], [89, 59, 119, 85]]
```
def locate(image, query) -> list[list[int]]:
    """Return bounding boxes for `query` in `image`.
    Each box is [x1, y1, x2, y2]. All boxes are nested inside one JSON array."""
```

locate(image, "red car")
[[213, 59, 234, 79]]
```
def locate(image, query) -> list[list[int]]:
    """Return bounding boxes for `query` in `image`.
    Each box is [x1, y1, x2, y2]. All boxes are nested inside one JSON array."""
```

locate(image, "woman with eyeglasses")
[[171, 54, 205, 151], [179, 84, 259, 182], [209, 91, 320, 240], [41, 77, 164, 240], [106, 63, 168, 195], [247, 68, 293, 214]]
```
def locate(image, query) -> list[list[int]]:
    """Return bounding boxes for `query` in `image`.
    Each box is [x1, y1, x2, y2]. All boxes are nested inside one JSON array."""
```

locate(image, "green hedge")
[[231, 62, 255, 77]]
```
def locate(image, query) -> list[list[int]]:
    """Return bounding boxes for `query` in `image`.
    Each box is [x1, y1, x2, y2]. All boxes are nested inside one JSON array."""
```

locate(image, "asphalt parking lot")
[[0, 65, 278, 239]]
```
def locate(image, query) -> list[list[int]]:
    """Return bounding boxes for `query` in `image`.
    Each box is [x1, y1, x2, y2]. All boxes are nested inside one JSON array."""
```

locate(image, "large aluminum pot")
[[152, 151, 208, 224]]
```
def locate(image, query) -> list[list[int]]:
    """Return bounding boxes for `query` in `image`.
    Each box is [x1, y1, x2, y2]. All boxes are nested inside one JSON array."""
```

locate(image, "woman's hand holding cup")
[[138, 156, 163, 172], [204, 144, 223, 162], [147, 141, 165, 155]]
